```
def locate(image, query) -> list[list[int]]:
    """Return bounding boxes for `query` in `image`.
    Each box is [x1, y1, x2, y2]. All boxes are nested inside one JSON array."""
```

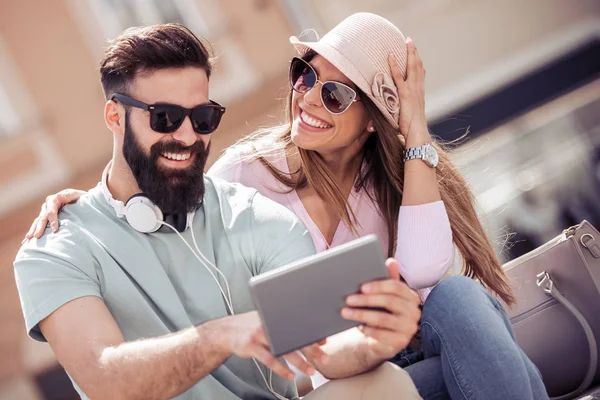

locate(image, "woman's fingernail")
[[341, 308, 353, 318], [307, 367, 316, 375], [22, 238, 27, 244], [346, 295, 358, 305]]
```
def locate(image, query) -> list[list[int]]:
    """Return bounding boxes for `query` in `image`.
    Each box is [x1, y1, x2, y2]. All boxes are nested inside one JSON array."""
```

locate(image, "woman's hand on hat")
[[389, 38, 429, 144]]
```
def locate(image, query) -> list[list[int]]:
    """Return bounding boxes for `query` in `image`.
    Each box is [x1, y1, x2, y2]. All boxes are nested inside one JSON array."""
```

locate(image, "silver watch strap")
[[403, 145, 427, 162]]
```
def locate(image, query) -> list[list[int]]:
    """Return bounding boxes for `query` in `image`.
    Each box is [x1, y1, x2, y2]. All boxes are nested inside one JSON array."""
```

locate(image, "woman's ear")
[[367, 121, 376, 133], [105, 99, 125, 136]]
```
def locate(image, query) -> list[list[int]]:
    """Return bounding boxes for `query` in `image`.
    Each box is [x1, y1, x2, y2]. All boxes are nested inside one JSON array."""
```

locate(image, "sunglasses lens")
[[151, 105, 184, 133], [322, 82, 356, 114], [191, 106, 223, 134], [290, 58, 316, 93]]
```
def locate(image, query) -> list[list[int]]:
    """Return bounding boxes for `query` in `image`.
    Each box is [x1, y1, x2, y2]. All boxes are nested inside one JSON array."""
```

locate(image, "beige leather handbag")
[[504, 220, 600, 399]]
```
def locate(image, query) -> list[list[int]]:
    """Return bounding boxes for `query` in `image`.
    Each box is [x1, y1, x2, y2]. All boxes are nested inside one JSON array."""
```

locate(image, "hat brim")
[[289, 36, 399, 129]]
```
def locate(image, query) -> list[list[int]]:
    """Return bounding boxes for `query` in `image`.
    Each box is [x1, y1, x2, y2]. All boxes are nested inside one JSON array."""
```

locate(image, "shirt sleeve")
[[396, 200, 455, 289], [14, 223, 102, 342], [247, 191, 316, 275]]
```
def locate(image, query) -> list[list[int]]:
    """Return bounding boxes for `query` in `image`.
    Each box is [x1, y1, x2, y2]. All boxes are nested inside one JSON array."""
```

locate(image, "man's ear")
[[105, 99, 125, 136]]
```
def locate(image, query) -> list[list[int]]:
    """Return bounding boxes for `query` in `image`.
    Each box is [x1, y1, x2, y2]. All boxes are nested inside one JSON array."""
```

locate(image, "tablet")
[[249, 234, 389, 357]]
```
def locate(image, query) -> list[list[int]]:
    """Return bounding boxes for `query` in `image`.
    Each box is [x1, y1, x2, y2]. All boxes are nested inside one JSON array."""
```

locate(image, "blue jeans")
[[391, 276, 549, 400]]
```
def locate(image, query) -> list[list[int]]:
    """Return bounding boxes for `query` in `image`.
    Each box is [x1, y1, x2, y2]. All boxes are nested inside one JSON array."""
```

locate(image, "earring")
[[368, 126, 376, 132]]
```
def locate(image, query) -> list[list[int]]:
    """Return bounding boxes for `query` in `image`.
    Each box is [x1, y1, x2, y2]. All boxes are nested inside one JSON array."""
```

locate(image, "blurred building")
[[0, 0, 598, 398]]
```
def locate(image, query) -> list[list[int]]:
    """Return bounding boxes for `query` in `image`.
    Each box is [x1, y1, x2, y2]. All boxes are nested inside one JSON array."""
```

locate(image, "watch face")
[[426, 145, 439, 167]]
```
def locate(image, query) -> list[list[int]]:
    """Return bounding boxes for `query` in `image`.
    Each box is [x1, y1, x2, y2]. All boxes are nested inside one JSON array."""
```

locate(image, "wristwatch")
[[403, 143, 439, 168]]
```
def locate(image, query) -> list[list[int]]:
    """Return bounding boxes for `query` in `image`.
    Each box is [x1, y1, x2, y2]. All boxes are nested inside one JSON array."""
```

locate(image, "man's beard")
[[122, 116, 210, 216]]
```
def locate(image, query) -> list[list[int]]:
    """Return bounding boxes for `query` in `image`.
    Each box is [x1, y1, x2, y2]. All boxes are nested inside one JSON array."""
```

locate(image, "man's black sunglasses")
[[110, 93, 226, 135]]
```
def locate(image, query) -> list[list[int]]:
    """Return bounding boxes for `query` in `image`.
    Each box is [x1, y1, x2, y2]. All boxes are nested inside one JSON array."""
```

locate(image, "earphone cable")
[[190, 225, 233, 312], [160, 221, 288, 400], [159, 221, 234, 314]]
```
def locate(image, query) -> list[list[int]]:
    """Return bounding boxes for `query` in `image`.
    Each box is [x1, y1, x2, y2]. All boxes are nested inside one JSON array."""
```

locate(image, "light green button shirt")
[[14, 175, 316, 400]]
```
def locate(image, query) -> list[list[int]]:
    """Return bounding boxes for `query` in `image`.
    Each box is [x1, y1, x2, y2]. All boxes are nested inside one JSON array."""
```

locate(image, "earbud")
[[368, 126, 376, 132]]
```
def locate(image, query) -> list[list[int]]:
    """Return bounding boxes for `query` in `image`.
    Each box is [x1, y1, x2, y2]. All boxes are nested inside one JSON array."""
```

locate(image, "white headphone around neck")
[[101, 163, 194, 233]]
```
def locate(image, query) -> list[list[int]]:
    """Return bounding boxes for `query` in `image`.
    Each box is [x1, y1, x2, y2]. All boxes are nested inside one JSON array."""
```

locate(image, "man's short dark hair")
[[100, 24, 213, 99]]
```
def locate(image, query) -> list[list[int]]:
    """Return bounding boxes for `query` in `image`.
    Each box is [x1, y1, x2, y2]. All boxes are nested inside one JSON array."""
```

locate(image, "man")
[[14, 24, 422, 399]]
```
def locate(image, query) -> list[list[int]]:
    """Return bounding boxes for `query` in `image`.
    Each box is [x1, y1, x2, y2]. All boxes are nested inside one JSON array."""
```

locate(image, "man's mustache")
[[151, 140, 207, 156]]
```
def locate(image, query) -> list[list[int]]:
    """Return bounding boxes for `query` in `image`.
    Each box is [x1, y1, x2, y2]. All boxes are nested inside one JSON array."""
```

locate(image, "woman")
[[25, 13, 547, 400]]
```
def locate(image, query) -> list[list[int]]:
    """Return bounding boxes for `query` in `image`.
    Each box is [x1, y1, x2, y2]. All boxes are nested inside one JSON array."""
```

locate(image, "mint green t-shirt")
[[14, 176, 316, 400]]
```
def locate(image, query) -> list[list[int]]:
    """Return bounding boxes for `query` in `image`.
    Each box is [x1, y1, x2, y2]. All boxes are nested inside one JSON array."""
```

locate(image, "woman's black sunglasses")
[[289, 57, 359, 114], [110, 93, 226, 135]]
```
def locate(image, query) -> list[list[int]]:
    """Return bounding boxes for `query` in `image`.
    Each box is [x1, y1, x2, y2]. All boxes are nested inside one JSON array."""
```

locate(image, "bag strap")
[[536, 271, 598, 400]]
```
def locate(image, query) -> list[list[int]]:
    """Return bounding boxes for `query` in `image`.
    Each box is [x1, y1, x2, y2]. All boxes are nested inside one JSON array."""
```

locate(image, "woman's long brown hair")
[[233, 72, 516, 305]]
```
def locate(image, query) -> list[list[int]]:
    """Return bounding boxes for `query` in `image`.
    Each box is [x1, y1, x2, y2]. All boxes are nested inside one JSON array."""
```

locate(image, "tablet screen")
[[249, 234, 389, 356]]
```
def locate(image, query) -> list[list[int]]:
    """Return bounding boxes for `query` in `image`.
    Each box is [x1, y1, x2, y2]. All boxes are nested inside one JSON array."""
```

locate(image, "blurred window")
[[82, 0, 257, 104], [281, 0, 453, 32], [0, 83, 21, 138], [0, 37, 24, 139], [449, 79, 600, 261], [90, 0, 210, 39]]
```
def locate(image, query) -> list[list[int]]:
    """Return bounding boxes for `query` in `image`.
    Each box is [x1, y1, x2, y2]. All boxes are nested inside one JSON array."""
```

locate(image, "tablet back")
[[249, 234, 388, 356]]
